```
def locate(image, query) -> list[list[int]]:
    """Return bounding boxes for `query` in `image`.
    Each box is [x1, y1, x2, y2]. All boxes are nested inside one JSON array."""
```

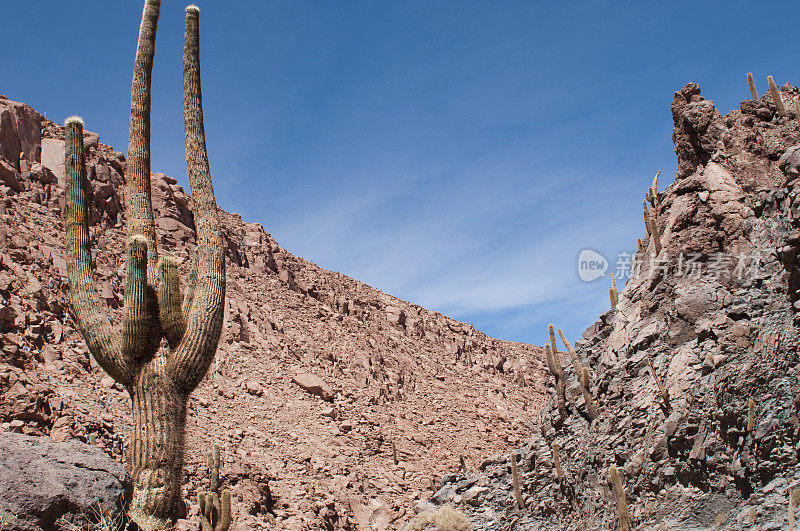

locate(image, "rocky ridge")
[[0, 94, 546, 529], [429, 82, 800, 529]]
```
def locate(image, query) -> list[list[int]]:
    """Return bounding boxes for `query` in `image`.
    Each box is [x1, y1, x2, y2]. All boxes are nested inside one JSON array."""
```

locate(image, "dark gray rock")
[[0, 432, 130, 531]]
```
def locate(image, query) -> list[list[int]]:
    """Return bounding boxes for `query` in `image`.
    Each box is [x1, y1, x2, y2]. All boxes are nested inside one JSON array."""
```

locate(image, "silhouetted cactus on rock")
[[64, 3, 225, 529], [747, 72, 758, 101], [768, 75, 787, 117]]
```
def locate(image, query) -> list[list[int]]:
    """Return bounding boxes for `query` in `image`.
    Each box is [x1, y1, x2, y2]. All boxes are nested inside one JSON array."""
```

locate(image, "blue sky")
[[2, 1, 799, 345]]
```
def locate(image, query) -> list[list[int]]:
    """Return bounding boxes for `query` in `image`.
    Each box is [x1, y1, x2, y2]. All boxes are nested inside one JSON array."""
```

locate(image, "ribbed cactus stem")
[[157, 257, 186, 349], [649, 211, 661, 255], [65, 119, 127, 384], [609, 465, 631, 531], [645, 169, 660, 209], [218, 490, 232, 531], [643, 200, 651, 236], [548, 324, 560, 373], [552, 442, 564, 481], [556, 328, 582, 382], [198, 445, 231, 531], [580, 366, 599, 420], [545, 344, 567, 421], [795, 100, 800, 130], [123, 235, 154, 362], [64, 3, 226, 528], [646, 354, 670, 412], [609, 273, 619, 309], [768, 75, 787, 117], [747, 72, 758, 101], [209, 444, 221, 491], [510, 451, 523, 510], [790, 488, 800, 531]]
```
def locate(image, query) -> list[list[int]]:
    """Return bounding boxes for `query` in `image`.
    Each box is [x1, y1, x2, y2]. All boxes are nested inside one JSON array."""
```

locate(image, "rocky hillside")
[[428, 82, 800, 529], [0, 94, 546, 529]]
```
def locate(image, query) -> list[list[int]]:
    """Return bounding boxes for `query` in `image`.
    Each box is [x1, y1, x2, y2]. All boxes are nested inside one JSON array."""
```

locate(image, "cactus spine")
[[609, 273, 619, 309], [768, 75, 787, 117], [64, 3, 225, 529], [609, 465, 631, 531], [747, 72, 758, 101]]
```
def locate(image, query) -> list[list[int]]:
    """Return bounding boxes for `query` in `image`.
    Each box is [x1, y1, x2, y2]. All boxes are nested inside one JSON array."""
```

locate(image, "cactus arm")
[[126, 0, 161, 284], [64, 118, 129, 385], [157, 257, 186, 349], [122, 235, 157, 362], [182, 251, 199, 318], [170, 6, 226, 391]]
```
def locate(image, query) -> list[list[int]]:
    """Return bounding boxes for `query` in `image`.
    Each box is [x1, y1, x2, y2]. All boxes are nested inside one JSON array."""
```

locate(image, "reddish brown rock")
[[292, 372, 334, 401]]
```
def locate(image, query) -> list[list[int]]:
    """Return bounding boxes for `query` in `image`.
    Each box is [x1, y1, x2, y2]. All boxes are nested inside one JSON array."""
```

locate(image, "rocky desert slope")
[[0, 94, 547, 529], [427, 82, 800, 529]]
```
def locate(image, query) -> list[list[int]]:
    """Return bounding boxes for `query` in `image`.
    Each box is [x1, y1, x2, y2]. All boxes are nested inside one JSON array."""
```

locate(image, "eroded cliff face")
[[432, 83, 800, 529], [0, 94, 546, 529]]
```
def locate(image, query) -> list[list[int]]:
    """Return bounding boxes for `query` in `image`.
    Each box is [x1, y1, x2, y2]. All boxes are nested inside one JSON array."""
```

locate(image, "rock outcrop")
[[0, 94, 545, 529], [0, 432, 130, 530], [430, 82, 800, 529]]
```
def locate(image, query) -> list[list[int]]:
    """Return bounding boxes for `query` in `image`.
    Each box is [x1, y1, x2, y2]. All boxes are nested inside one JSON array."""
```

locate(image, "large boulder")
[[0, 432, 131, 530]]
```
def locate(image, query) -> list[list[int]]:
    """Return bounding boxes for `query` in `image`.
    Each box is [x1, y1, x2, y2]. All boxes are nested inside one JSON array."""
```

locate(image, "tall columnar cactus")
[[646, 354, 670, 413], [556, 328, 582, 382], [608, 465, 631, 531], [747, 72, 758, 101], [510, 451, 523, 510], [609, 273, 619, 309], [643, 200, 651, 236], [789, 487, 800, 531], [64, 3, 225, 529], [768, 75, 787, 117], [795, 100, 800, 130], [645, 170, 660, 208], [198, 444, 231, 531], [557, 329, 598, 420], [551, 441, 564, 482], [649, 211, 661, 255], [580, 367, 599, 420], [545, 343, 567, 421]]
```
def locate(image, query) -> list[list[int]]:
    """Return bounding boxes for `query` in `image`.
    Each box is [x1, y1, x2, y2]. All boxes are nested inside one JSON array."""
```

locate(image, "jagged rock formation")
[[0, 432, 131, 531], [431, 82, 800, 529], [0, 94, 545, 529]]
